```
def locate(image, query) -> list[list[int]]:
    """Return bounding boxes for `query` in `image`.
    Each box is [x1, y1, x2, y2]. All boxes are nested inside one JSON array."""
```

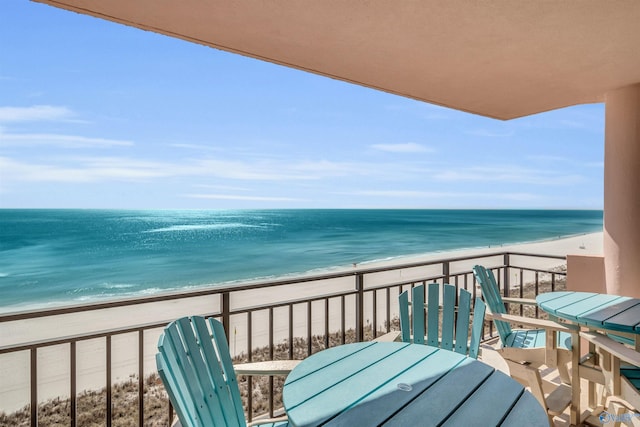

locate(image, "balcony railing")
[[0, 251, 567, 426]]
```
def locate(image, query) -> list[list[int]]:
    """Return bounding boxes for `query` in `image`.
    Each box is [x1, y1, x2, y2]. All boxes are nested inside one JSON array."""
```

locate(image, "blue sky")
[[1, 2, 604, 209]]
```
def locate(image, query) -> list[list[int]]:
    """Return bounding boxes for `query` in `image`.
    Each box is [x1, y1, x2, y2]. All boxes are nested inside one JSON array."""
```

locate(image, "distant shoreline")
[[0, 230, 602, 315]]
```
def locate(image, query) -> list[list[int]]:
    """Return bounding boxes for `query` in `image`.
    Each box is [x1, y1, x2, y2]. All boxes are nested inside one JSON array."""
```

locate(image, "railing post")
[[106, 335, 112, 427], [356, 273, 364, 342], [70, 342, 77, 427], [503, 253, 511, 294], [221, 292, 230, 339], [138, 330, 144, 427], [30, 348, 37, 427], [503, 253, 511, 311], [443, 261, 450, 284]]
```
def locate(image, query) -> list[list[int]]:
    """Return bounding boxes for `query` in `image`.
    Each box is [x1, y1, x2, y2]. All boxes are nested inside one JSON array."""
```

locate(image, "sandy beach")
[[0, 232, 603, 413]]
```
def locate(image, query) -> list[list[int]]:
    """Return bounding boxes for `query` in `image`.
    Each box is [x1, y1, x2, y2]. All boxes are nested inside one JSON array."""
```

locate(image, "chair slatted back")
[[399, 283, 486, 359], [399, 290, 411, 343], [157, 316, 246, 427], [425, 284, 438, 347], [469, 297, 486, 360], [473, 265, 512, 344]]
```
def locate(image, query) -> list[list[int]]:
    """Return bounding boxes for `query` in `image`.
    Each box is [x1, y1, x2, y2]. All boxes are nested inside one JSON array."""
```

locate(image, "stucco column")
[[604, 83, 640, 297]]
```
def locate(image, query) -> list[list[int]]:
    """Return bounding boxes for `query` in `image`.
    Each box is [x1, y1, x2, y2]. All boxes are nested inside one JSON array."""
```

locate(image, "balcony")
[[0, 251, 570, 426]]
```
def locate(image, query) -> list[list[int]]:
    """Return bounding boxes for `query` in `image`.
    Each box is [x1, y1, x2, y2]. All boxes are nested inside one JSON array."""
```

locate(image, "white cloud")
[[0, 105, 74, 122], [0, 155, 354, 185], [515, 106, 605, 132], [434, 166, 586, 185], [292, 160, 356, 175], [0, 156, 173, 183], [185, 193, 302, 202], [465, 129, 514, 138], [348, 190, 539, 201], [193, 158, 317, 181], [371, 143, 432, 153], [0, 132, 133, 148], [167, 143, 225, 152], [193, 184, 252, 192], [385, 103, 452, 120], [527, 155, 569, 162]]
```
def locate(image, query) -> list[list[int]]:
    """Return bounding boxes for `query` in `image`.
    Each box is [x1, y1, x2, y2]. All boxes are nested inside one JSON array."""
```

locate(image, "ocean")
[[0, 209, 603, 312]]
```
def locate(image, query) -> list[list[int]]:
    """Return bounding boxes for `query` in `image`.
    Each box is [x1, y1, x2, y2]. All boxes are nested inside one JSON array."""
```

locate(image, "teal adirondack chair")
[[156, 316, 290, 427], [399, 283, 486, 359], [472, 265, 577, 384]]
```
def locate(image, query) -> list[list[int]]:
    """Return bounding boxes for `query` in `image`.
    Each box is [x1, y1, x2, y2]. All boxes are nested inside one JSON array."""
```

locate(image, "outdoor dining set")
[[155, 265, 640, 427]]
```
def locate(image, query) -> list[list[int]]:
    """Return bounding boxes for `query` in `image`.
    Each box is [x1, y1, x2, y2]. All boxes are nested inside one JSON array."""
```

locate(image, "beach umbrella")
[[33, 0, 640, 297]]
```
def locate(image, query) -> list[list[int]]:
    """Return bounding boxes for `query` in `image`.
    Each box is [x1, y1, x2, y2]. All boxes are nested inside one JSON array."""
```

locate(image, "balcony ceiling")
[[36, 0, 640, 119]]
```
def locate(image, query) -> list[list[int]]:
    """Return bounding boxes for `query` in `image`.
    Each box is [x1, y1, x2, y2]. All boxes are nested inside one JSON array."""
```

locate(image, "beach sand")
[[0, 232, 603, 413]]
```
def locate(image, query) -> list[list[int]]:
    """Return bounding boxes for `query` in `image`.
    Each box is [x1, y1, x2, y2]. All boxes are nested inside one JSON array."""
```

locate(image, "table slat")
[[285, 344, 441, 425], [381, 358, 495, 426], [440, 371, 526, 427], [285, 341, 376, 381], [499, 391, 550, 427], [535, 291, 596, 315], [283, 342, 548, 427], [285, 342, 410, 408], [601, 302, 640, 332], [327, 350, 470, 426]]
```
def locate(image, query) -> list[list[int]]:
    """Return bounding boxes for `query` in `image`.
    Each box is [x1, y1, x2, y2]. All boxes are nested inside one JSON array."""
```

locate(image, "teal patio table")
[[536, 291, 640, 350], [537, 291, 640, 422], [282, 341, 548, 426]]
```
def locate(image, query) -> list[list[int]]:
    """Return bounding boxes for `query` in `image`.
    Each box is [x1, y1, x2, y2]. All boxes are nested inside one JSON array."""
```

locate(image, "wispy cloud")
[[184, 193, 302, 202], [167, 143, 225, 152], [516, 106, 605, 132], [527, 155, 569, 163], [433, 166, 586, 185], [557, 119, 588, 129], [347, 190, 540, 201], [0, 156, 171, 183], [194, 159, 318, 181], [292, 160, 356, 175], [526, 156, 605, 172], [0, 132, 133, 148], [193, 184, 253, 192], [385, 103, 451, 120], [0, 155, 358, 185], [371, 143, 432, 153], [0, 105, 74, 123], [465, 129, 514, 138]]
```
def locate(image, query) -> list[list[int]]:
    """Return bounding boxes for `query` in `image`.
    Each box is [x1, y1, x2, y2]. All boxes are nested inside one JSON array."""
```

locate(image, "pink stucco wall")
[[604, 83, 640, 298]]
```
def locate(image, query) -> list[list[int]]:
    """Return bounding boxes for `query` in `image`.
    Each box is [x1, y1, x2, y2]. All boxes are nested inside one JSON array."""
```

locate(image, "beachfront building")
[[33, 0, 640, 298]]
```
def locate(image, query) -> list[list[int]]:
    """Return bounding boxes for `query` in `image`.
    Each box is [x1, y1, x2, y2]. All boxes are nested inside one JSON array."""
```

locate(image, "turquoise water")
[[0, 209, 603, 311]]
